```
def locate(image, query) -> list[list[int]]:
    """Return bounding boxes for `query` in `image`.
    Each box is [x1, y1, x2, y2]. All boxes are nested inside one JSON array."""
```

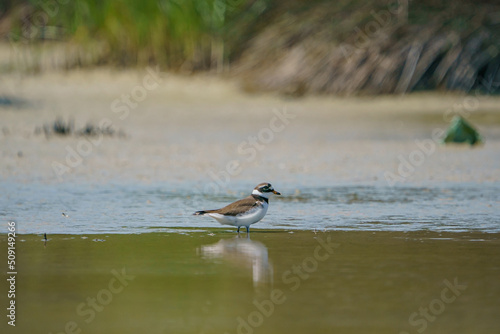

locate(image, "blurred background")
[[1, 0, 500, 94], [1, 0, 500, 231], [1, 2, 500, 334], [1, 0, 500, 224]]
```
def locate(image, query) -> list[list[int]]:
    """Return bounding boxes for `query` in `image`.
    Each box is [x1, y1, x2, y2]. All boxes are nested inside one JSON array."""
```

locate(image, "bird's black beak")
[[273, 190, 281, 195]]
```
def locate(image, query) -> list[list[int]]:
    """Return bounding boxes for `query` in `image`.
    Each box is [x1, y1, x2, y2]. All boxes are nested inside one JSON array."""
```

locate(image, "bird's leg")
[[237, 226, 240, 233], [246, 226, 250, 233]]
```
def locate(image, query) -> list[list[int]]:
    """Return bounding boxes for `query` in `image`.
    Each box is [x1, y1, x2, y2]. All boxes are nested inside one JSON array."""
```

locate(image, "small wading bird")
[[193, 183, 281, 233]]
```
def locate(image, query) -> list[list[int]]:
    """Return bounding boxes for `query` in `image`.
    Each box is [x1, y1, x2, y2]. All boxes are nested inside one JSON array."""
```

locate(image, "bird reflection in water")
[[198, 235, 273, 287]]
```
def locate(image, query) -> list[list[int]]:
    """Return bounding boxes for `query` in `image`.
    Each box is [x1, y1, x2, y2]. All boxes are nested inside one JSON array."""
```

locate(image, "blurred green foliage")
[[2, 0, 499, 95], [4, 0, 271, 70]]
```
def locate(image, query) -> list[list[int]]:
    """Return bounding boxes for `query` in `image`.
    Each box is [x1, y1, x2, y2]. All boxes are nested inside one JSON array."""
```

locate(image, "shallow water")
[[1, 231, 499, 334], [2, 74, 500, 235], [2, 181, 499, 234]]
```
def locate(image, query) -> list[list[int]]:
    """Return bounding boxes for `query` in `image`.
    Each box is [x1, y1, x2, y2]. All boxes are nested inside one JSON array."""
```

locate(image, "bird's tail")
[[193, 210, 207, 216]]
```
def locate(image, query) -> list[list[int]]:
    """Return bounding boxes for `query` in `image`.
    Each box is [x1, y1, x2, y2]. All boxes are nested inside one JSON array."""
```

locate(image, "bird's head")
[[252, 182, 281, 198]]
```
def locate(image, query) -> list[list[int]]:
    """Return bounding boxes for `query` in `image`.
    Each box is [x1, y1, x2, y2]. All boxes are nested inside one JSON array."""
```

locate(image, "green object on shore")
[[443, 116, 482, 145]]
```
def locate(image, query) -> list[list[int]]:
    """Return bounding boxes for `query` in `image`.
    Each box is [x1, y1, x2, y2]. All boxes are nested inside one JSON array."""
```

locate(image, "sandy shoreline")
[[1, 69, 500, 185]]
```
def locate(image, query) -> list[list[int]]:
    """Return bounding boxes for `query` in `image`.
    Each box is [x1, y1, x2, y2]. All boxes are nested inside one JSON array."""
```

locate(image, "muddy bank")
[[1, 70, 500, 185]]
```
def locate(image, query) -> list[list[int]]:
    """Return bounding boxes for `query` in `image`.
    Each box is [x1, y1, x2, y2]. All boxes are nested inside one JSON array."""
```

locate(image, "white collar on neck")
[[252, 189, 270, 198]]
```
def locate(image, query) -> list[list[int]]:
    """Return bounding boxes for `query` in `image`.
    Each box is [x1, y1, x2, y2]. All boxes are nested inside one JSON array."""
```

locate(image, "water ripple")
[[2, 181, 499, 234]]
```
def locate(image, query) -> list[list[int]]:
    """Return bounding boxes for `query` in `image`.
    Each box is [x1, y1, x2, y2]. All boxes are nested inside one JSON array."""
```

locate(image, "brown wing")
[[206, 195, 261, 216]]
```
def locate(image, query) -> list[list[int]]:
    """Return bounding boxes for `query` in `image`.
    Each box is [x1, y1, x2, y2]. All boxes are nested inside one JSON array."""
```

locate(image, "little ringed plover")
[[193, 182, 281, 233]]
